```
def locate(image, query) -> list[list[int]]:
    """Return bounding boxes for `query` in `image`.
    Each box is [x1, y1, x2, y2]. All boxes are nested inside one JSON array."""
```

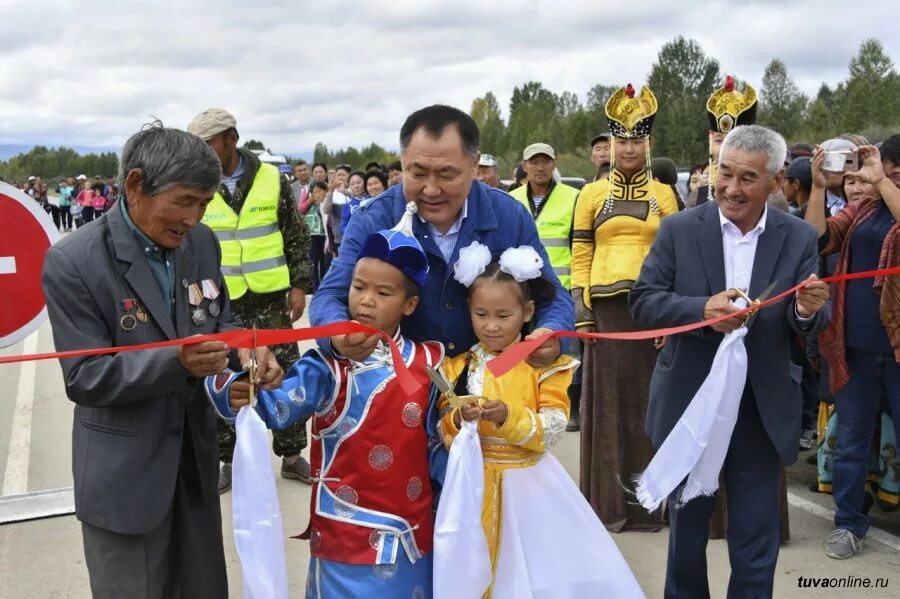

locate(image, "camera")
[[822, 151, 859, 173]]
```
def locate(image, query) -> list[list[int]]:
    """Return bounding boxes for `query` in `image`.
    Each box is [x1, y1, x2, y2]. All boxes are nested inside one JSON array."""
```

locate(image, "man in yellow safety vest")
[[509, 142, 582, 430], [188, 108, 312, 492]]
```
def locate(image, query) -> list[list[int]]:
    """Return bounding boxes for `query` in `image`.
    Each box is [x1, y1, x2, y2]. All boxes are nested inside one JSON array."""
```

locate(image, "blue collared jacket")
[[309, 181, 574, 357]]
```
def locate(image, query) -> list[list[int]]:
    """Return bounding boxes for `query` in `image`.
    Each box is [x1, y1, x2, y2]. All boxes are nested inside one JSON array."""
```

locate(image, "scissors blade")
[[425, 365, 454, 396], [249, 326, 258, 406], [744, 281, 779, 329]]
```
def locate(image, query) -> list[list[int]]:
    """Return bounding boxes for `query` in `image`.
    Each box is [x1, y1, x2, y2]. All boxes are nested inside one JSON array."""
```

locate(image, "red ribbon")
[[3, 267, 899, 393], [0, 321, 422, 394], [487, 266, 900, 378]]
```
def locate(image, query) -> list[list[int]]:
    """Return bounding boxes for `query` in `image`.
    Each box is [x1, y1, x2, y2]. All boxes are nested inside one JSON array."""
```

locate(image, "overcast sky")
[[1, 0, 896, 157]]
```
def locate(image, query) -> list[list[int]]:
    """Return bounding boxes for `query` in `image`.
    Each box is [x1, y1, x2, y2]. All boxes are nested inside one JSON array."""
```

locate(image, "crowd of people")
[[14, 173, 119, 232], [32, 75, 899, 598]]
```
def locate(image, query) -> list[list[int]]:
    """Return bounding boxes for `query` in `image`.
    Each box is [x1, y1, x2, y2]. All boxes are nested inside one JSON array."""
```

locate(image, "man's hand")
[[704, 289, 747, 333], [229, 381, 251, 411], [525, 328, 561, 367], [576, 324, 596, 346], [480, 400, 509, 426], [653, 336, 668, 350], [237, 346, 284, 390], [178, 340, 229, 377], [796, 274, 829, 318], [288, 288, 306, 322], [332, 326, 380, 362]]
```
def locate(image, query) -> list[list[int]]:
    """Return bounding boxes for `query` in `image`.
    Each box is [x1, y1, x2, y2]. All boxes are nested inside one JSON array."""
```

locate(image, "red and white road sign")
[[0, 182, 60, 348]]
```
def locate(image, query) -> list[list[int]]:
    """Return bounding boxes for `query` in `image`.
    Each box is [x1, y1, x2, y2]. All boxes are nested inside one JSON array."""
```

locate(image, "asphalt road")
[[1, 312, 898, 598]]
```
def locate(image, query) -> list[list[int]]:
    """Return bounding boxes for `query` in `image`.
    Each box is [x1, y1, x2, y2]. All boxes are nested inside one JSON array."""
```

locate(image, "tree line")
[[0, 146, 118, 186], [2, 37, 896, 184]]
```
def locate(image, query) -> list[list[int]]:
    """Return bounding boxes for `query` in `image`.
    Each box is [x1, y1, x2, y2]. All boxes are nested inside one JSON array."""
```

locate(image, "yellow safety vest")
[[511, 182, 578, 289], [201, 162, 289, 300]]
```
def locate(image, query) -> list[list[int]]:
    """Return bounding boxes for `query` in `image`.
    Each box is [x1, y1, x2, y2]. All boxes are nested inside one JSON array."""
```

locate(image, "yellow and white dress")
[[437, 344, 645, 598]]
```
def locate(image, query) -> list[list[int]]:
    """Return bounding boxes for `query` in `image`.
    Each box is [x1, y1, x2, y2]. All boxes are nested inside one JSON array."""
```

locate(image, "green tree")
[[759, 59, 808, 139], [507, 81, 562, 155], [838, 38, 900, 133], [647, 36, 721, 165], [471, 92, 508, 155], [242, 139, 269, 153]]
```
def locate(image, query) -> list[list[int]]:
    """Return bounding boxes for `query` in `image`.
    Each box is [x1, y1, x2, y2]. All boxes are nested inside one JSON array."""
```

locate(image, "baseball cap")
[[76, 174, 87, 180], [787, 142, 814, 163], [591, 133, 611, 147], [785, 156, 812, 192], [28, 175, 36, 181], [523, 143, 555, 161], [478, 153, 498, 167], [187, 108, 237, 141]]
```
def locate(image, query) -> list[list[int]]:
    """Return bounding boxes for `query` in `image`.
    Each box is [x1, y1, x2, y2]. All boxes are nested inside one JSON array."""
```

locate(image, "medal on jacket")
[[120, 298, 137, 331], [202, 279, 221, 318], [135, 300, 148, 323], [188, 281, 207, 326], [192, 307, 207, 327]]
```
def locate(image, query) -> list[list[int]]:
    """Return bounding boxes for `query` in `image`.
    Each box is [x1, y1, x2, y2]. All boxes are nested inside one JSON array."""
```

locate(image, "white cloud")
[[0, 0, 896, 156]]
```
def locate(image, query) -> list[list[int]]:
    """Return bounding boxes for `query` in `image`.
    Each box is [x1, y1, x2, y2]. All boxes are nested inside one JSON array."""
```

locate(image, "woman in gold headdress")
[[689, 75, 758, 208], [571, 83, 680, 532]]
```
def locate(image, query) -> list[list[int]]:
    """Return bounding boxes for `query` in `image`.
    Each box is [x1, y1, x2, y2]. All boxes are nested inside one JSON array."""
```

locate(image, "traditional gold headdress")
[[603, 84, 659, 215], [706, 75, 757, 134], [606, 83, 658, 139], [706, 75, 758, 198]]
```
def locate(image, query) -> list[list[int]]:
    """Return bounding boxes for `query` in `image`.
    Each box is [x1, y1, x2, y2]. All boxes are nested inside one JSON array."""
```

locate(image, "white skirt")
[[491, 454, 646, 599]]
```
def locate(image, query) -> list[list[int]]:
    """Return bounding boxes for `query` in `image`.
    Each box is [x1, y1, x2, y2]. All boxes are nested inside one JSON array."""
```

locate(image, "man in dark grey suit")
[[630, 125, 832, 599], [42, 123, 282, 598]]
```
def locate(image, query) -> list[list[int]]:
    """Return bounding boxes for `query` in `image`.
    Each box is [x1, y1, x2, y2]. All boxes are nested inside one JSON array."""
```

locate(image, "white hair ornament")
[[498, 246, 543, 282], [453, 241, 493, 287]]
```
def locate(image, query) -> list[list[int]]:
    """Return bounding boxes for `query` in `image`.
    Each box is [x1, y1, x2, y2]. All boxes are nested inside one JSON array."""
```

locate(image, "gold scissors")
[[425, 365, 485, 409], [730, 281, 778, 329]]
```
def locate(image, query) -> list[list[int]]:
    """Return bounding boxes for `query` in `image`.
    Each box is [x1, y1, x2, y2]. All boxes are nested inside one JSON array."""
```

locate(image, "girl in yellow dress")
[[434, 241, 644, 598]]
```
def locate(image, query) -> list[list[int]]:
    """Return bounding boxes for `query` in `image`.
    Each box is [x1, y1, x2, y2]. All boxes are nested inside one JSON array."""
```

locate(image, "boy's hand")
[[237, 346, 284, 390], [480, 400, 509, 426], [229, 381, 251, 411], [332, 326, 380, 362]]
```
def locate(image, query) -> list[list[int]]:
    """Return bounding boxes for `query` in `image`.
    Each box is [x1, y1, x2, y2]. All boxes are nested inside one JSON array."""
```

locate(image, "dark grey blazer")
[[42, 203, 236, 535], [629, 200, 832, 465]]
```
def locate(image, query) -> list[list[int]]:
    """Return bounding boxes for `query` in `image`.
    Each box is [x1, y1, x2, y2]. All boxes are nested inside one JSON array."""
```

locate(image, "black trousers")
[[59, 205, 73, 229], [664, 388, 783, 599], [309, 234, 327, 293]]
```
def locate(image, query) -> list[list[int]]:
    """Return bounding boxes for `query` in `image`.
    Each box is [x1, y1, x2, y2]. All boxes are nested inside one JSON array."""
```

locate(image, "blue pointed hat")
[[358, 201, 429, 289]]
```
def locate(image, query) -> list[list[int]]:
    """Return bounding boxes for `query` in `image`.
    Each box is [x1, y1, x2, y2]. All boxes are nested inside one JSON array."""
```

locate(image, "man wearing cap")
[[787, 142, 815, 164], [510, 142, 582, 429], [187, 108, 313, 492], [476, 153, 502, 189], [590, 133, 611, 181], [784, 156, 813, 216]]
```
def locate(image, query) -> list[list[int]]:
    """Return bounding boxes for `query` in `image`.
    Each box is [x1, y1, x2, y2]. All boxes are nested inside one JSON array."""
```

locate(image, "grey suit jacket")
[[42, 203, 237, 535], [629, 201, 832, 465]]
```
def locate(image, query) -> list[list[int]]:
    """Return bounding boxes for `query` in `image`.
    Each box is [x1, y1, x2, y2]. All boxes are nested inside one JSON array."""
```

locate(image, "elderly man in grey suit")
[[41, 123, 282, 598], [629, 125, 832, 599]]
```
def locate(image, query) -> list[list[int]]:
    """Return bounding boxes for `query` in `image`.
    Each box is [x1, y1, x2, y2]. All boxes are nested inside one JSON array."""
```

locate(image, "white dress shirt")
[[719, 205, 768, 309]]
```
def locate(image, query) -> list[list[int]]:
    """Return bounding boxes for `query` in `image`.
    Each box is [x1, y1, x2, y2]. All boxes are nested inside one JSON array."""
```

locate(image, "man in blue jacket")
[[310, 104, 574, 365]]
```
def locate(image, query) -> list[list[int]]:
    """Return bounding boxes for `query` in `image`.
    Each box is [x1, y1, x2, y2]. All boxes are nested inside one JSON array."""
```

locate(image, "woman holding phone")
[[806, 136, 900, 560]]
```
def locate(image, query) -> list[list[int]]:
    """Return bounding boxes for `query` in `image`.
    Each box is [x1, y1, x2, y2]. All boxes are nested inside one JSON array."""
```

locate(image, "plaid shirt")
[[818, 199, 900, 393]]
